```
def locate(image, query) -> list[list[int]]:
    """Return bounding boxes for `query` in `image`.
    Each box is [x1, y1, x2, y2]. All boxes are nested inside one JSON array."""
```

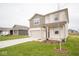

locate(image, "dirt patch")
[[42, 40, 60, 44], [54, 48, 69, 55], [42, 40, 66, 44]]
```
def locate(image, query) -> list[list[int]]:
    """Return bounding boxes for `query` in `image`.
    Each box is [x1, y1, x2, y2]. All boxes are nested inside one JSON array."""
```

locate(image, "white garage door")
[[30, 30, 41, 38]]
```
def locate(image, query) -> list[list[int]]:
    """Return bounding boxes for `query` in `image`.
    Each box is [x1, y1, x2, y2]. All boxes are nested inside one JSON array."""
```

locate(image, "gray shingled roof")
[[12, 25, 29, 30], [0, 27, 11, 31]]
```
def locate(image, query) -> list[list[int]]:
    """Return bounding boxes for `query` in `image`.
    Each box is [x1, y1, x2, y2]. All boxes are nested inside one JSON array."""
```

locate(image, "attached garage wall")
[[13, 30, 18, 35], [29, 30, 41, 38], [29, 29, 46, 39], [19, 30, 28, 35], [13, 30, 28, 35]]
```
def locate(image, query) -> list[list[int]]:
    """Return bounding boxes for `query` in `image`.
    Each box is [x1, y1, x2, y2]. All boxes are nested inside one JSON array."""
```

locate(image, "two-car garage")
[[29, 30, 41, 38], [29, 28, 46, 39]]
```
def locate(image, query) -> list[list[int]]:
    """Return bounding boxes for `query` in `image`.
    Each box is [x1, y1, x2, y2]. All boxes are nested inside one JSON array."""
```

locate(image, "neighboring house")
[[10, 25, 29, 35], [68, 29, 79, 35], [0, 25, 29, 36], [0, 27, 11, 35], [29, 8, 69, 41]]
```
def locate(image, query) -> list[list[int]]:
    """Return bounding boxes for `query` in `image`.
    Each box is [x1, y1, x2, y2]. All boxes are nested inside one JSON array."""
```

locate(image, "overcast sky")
[[0, 3, 79, 30]]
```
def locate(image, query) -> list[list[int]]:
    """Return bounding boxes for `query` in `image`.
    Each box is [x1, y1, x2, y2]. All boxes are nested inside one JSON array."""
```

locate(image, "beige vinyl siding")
[[30, 15, 45, 28], [45, 11, 67, 24]]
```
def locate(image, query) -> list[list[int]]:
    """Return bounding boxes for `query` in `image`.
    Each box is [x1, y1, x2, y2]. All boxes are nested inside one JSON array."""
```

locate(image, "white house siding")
[[45, 11, 67, 24], [29, 28, 46, 39], [65, 23, 68, 38], [59, 11, 67, 22], [49, 26, 65, 41]]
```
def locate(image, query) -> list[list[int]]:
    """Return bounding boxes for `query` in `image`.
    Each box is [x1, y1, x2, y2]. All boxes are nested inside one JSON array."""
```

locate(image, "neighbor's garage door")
[[19, 30, 28, 35], [30, 30, 41, 38]]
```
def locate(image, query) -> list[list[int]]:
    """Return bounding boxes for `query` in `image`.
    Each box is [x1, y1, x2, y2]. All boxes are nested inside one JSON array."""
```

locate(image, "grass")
[[0, 35, 29, 41], [0, 35, 79, 56]]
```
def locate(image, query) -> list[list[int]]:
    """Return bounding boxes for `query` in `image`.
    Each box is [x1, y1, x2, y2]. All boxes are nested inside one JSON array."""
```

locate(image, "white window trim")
[[33, 18, 40, 25]]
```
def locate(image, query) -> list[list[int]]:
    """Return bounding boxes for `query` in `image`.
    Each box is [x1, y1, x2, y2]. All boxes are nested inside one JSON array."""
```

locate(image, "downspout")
[[46, 26, 49, 40]]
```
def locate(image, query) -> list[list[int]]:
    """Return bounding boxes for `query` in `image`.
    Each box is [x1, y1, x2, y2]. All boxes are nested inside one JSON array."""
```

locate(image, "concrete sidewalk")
[[0, 37, 38, 48]]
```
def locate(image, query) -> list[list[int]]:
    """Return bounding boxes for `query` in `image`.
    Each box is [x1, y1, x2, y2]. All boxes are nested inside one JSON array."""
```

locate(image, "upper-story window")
[[54, 17, 58, 20], [54, 13, 59, 21], [33, 18, 40, 25]]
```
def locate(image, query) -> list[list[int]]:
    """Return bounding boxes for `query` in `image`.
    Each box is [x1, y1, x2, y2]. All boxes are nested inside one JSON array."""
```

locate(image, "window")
[[54, 17, 58, 20], [54, 13, 59, 21], [0, 31, 2, 34], [33, 18, 40, 25], [55, 31, 59, 34]]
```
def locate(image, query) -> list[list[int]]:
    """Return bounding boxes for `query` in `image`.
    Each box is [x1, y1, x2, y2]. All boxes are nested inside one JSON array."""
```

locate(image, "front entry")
[[48, 28, 50, 38], [45, 27, 50, 40], [10, 30, 13, 35]]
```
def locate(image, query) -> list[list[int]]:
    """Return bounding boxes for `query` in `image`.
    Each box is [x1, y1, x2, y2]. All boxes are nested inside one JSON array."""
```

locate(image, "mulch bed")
[[42, 40, 68, 55], [42, 39, 66, 44], [42, 40, 60, 44], [54, 48, 69, 55]]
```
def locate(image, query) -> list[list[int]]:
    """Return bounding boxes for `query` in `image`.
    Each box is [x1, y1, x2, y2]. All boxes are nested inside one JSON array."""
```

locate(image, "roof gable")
[[44, 8, 68, 16], [29, 8, 69, 22], [29, 13, 43, 21], [44, 8, 69, 23], [0, 27, 11, 31], [13, 25, 29, 30]]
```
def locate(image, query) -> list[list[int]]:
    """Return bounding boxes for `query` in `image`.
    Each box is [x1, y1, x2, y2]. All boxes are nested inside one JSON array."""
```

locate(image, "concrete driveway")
[[0, 37, 38, 48]]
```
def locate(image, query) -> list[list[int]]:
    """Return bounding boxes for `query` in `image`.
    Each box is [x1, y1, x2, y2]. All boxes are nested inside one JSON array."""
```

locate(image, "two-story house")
[[29, 8, 69, 41]]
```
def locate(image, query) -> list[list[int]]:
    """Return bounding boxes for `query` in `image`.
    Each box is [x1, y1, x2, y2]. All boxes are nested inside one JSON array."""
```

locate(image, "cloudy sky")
[[0, 3, 79, 30]]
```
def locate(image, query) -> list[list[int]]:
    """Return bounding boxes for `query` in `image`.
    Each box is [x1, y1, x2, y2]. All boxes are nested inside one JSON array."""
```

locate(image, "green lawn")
[[0, 35, 79, 56], [0, 35, 29, 41]]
